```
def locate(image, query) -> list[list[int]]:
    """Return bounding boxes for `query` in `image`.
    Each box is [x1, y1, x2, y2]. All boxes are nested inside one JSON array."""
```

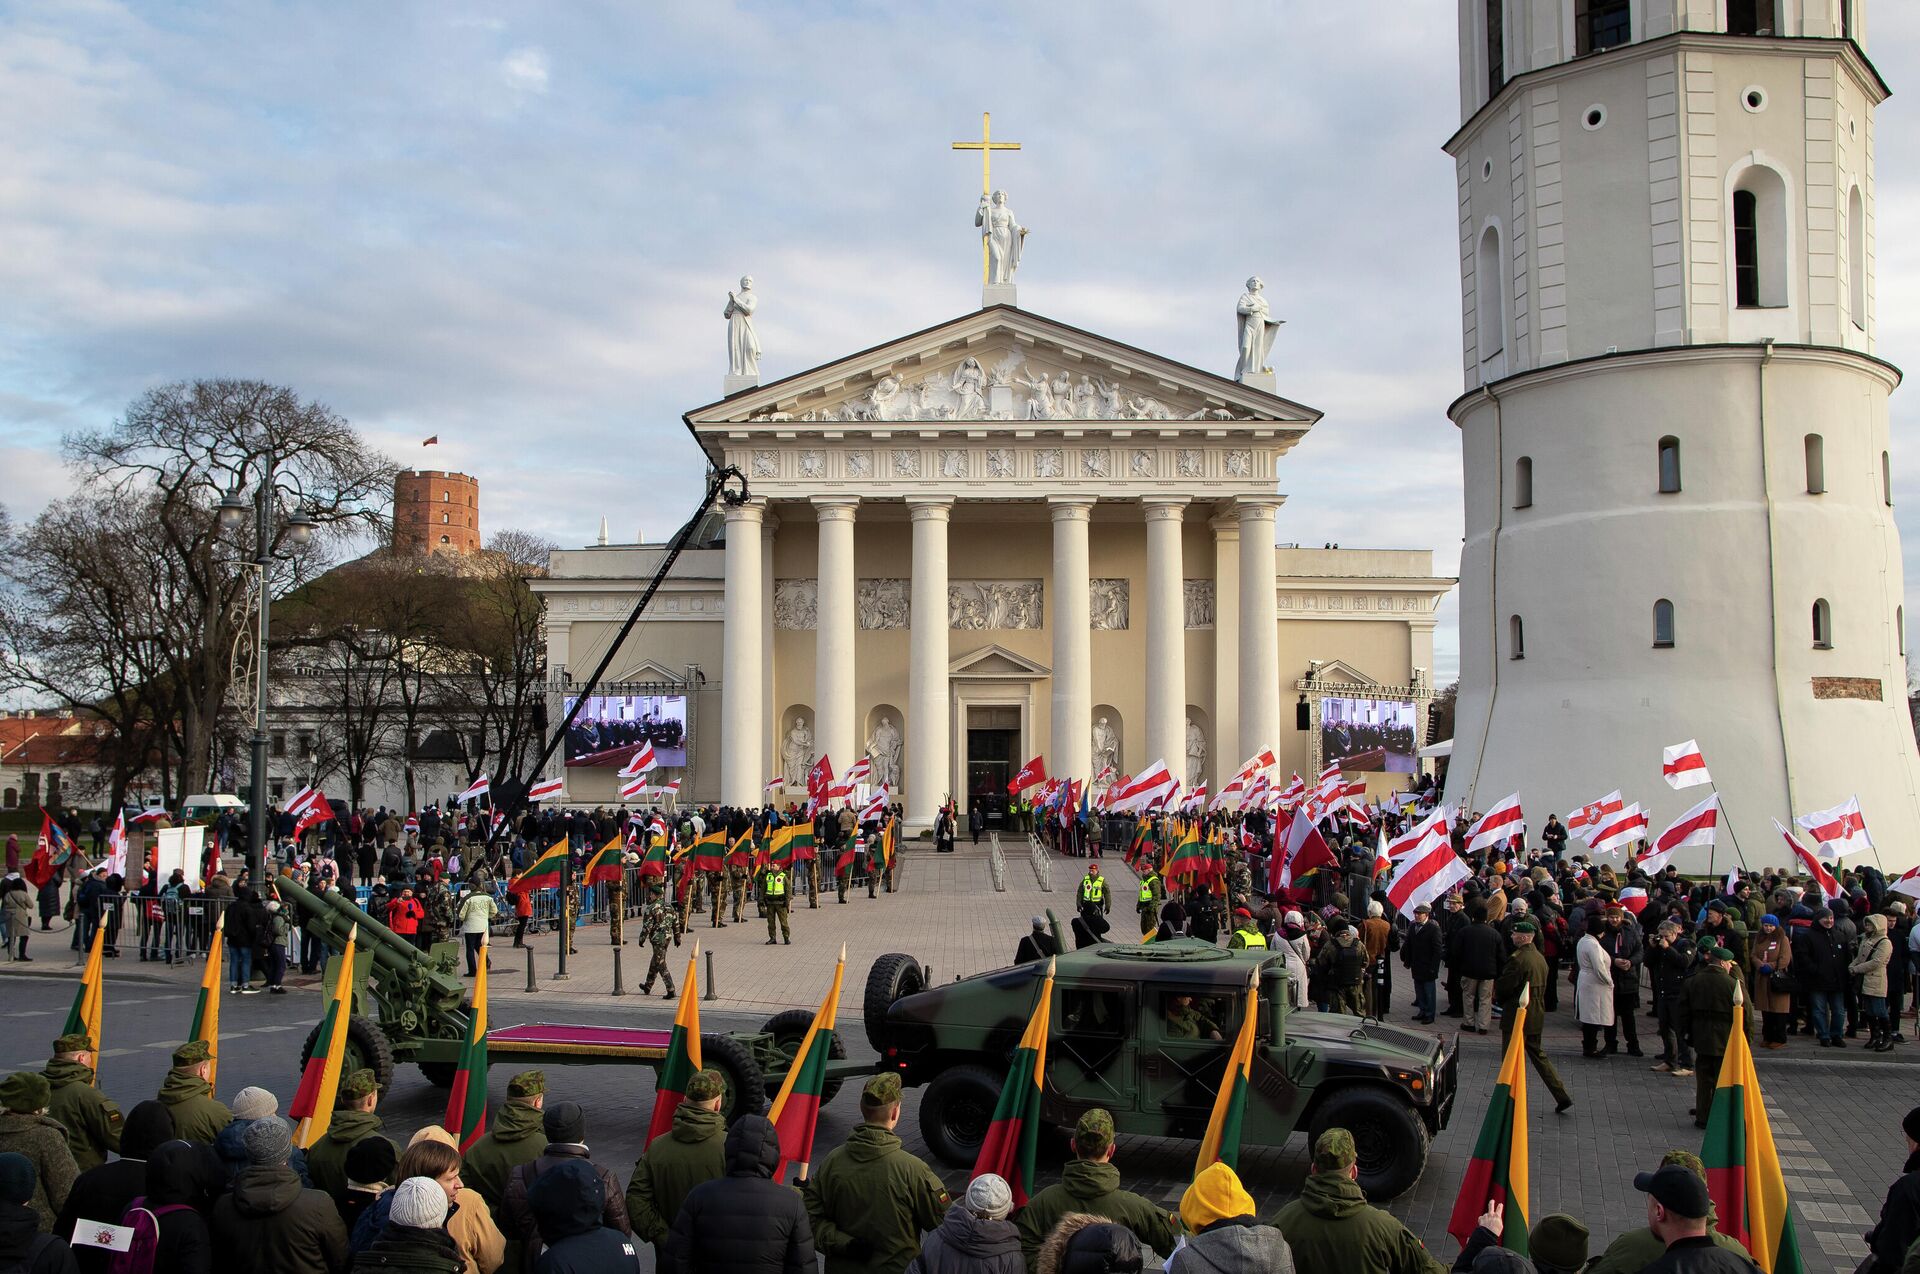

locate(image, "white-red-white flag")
[[1724, 862, 1740, 897], [1616, 885, 1650, 916], [1110, 760, 1177, 814], [1277, 773, 1306, 811], [131, 808, 167, 825], [1238, 749, 1277, 779], [457, 774, 490, 804], [1794, 796, 1874, 858], [1889, 864, 1920, 903], [1588, 803, 1648, 858], [284, 786, 317, 816], [1183, 781, 1208, 813], [617, 742, 658, 779], [1567, 790, 1624, 840], [1774, 818, 1840, 896], [1661, 740, 1711, 790], [1241, 772, 1272, 812], [1464, 794, 1524, 855], [860, 785, 890, 823], [1388, 809, 1449, 863], [617, 773, 651, 801], [105, 812, 127, 877], [1635, 794, 1718, 873], [527, 777, 564, 803], [765, 775, 785, 793], [1385, 835, 1471, 914]]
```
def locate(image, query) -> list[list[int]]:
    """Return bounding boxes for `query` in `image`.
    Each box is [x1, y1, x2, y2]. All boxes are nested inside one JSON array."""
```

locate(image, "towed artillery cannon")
[[271, 873, 872, 1121]]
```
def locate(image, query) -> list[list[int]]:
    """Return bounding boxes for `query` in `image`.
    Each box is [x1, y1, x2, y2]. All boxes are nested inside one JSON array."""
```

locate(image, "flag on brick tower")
[[1662, 739, 1712, 789], [443, 931, 490, 1151], [1701, 985, 1805, 1273], [768, 945, 846, 1183], [584, 836, 624, 887], [64, 924, 107, 1086], [973, 959, 1053, 1206], [646, 946, 704, 1147], [1270, 807, 1337, 893], [1772, 820, 1839, 897], [507, 838, 569, 895], [1465, 794, 1524, 855], [188, 914, 224, 1090], [1195, 968, 1261, 1175], [291, 925, 358, 1148], [1448, 986, 1531, 1254]]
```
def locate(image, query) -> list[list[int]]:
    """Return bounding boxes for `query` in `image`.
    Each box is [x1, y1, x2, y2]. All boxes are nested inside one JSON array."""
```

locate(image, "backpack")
[[0, 1231, 55, 1274], [108, 1201, 192, 1274]]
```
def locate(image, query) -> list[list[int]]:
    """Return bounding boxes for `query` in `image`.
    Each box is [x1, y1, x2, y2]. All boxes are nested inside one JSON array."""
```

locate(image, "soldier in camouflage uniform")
[[564, 877, 583, 955], [637, 889, 676, 998], [707, 866, 728, 929], [727, 856, 751, 923], [802, 1073, 950, 1273], [421, 877, 456, 948], [1226, 854, 1254, 918]]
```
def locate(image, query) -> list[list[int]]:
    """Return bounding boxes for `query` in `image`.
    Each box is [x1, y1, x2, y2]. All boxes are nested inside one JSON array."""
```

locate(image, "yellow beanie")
[[1181, 1162, 1255, 1232]]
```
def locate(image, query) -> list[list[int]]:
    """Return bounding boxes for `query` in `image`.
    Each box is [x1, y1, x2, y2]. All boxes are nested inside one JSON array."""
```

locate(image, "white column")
[[1236, 497, 1282, 766], [1050, 498, 1094, 782], [721, 501, 766, 808], [1143, 498, 1190, 781], [1211, 514, 1240, 779], [760, 513, 778, 796], [813, 497, 859, 782], [906, 498, 953, 830]]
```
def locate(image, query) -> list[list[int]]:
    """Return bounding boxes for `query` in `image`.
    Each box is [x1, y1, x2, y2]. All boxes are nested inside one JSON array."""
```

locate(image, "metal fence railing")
[[1026, 835, 1054, 892], [987, 833, 1007, 892]]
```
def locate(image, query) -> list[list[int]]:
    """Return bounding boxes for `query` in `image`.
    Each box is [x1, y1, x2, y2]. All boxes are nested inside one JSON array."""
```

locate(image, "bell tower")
[[1442, 2, 1920, 869]]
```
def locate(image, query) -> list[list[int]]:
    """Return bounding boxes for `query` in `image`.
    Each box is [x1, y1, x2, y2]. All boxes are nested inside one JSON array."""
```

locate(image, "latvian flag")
[[1662, 739, 1712, 789], [527, 777, 564, 803]]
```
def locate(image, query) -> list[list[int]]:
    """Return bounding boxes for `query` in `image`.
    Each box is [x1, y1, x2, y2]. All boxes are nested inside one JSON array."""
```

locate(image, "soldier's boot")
[[662, 979, 675, 1000], [639, 982, 654, 994]]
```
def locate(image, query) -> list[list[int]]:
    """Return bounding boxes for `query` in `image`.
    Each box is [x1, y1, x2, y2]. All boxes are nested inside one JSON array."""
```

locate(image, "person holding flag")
[[1694, 980, 1806, 1274], [1493, 919, 1573, 1115]]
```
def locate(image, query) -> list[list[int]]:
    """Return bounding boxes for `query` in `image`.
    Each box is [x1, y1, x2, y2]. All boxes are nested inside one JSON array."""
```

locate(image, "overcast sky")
[[8, 2, 1920, 685]]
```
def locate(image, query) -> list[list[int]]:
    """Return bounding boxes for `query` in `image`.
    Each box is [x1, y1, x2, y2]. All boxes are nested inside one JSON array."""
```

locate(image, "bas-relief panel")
[[1183, 580, 1215, 629], [1089, 579, 1129, 630], [773, 579, 817, 630], [949, 581, 1044, 630], [857, 579, 910, 630]]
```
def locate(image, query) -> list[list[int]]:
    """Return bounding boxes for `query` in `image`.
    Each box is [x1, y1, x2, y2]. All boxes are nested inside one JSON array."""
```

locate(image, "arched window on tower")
[[1899, 606, 1906, 657], [442, 512, 450, 524], [439, 535, 450, 546], [1658, 436, 1682, 493], [1653, 599, 1676, 648], [1509, 614, 1525, 660], [1486, 0, 1505, 99], [442, 490, 450, 501], [1884, 451, 1893, 506], [1513, 456, 1533, 509], [1849, 186, 1867, 331], [1804, 434, 1825, 494], [1732, 167, 1788, 309], [1813, 598, 1832, 649], [1477, 225, 1505, 373], [1728, 0, 1778, 36]]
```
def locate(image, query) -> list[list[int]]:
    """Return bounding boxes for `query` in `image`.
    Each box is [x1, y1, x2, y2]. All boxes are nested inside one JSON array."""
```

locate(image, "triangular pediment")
[[604, 656, 685, 687], [1307, 659, 1379, 689], [950, 643, 1051, 680], [685, 307, 1321, 432]]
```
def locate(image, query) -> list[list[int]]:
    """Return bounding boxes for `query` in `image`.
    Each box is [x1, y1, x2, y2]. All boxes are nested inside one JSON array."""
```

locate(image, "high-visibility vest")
[[1080, 876, 1105, 904], [764, 870, 787, 899], [1138, 879, 1158, 904], [1234, 926, 1268, 949]]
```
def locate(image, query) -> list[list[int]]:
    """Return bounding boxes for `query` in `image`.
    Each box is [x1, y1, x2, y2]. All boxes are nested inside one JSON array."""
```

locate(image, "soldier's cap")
[[1510, 918, 1540, 935], [52, 1032, 94, 1055], [0, 1072, 51, 1114], [507, 1070, 546, 1098], [1660, 1147, 1709, 1180], [341, 1068, 379, 1101], [1074, 1107, 1115, 1156], [685, 1069, 725, 1102], [171, 1039, 213, 1068], [1529, 1214, 1590, 1272], [860, 1072, 903, 1109], [1311, 1127, 1356, 1172], [1635, 1164, 1711, 1219]]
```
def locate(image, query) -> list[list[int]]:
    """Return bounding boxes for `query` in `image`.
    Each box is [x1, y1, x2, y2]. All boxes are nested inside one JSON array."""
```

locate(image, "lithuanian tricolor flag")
[[1703, 989, 1803, 1273], [508, 838, 569, 896], [768, 944, 845, 1183], [1165, 824, 1209, 883], [646, 945, 703, 1147], [762, 823, 812, 869], [638, 830, 671, 880], [291, 925, 359, 1148], [726, 833, 754, 873], [690, 829, 727, 874], [584, 835, 624, 887], [64, 923, 107, 1086], [1195, 968, 1260, 1174], [188, 913, 224, 1090], [1448, 986, 1530, 1254], [973, 959, 1053, 1205], [443, 930, 489, 1151]]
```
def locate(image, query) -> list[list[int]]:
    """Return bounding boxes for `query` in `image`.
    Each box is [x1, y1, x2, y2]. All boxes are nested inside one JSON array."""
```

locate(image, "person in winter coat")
[[1402, 903, 1444, 1024], [1853, 914, 1897, 1052], [625, 1070, 726, 1254], [1598, 904, 1645, 1057], [223, 887, 266, 993], [1165, 1162, 1294, 1274], [1274, 1129, 1445, 1274], [41, 1033, 121, 1174], [55, 1100, 174, 1274], [1313, 918, 1370, 1017], [1749, 917, 1794, 1048], [1016, 1110, 1179, 1272], [526, 1160, 640, 1274], [1678, 947, 1742, 1129], [907, 1173, 1021, 1274], [155, 1041, 232, 1145], [0, 1153, 78, 1274], [1866, 1107, 1920, 1274], [1585, 1151, 1752, 1274], [1573, 916, 1616, 1057], [803, 1074, 951, 1274], [1797, 907, 1853, 1046], [3, 874, 34, 961], [350, 1176, 464, 1274], [1450, 1204, 1588, 1274], [127, 1139, 226, 1274], [1647, 922, 1698, 1076], [209, 1116, 350, 1274], [215, 1087, 313, 1187], [0, 1072, 78, 1233], [1447, 905, 1505, 1034], [498, 1102, 628, 1267], [667, 1113, 815, 1274], [461, 1073, 545, 1215], [308, 1070, 398, 1205], [1034, 1216, 1143, 1274], [352, 1132, 504, 1274]]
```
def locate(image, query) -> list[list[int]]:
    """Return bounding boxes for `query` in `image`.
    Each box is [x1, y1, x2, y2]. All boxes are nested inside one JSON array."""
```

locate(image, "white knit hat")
[[390, 1176, 448, 1229]]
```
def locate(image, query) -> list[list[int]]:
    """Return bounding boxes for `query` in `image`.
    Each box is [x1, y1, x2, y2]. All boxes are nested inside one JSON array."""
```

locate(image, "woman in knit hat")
[[905, 1171, 1021, 1274], [0, 1073, 75, 1233], [352, 1176, 463, 1274]]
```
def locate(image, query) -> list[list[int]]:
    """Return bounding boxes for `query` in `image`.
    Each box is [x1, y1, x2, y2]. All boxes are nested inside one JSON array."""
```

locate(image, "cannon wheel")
[[697, 1032, 768, 1124], [299, 1014, 396, 1097], [863, 953, 925, 1053], [418, 1062, 457, 1088], [758, 1009, 847, 1106]]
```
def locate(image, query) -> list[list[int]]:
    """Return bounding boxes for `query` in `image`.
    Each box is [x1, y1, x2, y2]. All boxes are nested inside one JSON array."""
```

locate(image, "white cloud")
[[500, 46, 548, 94]]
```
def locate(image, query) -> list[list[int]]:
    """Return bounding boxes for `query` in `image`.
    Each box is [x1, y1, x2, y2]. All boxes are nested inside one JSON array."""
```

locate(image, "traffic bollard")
[[612, 945, 625, 996], [704, 948, 717, 1002], [524, 945, 536, 992]]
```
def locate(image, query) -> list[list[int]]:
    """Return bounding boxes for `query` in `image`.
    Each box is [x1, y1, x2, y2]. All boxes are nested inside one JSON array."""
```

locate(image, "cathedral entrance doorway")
[[965, 705, 1019, 827]]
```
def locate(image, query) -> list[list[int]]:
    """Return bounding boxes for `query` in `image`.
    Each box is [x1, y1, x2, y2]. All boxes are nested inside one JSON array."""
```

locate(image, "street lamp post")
[[216, 450, 315, 885]]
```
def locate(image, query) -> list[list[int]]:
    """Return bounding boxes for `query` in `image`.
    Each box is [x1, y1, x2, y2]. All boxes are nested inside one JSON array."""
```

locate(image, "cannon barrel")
[[269, 873, 468, 1019]]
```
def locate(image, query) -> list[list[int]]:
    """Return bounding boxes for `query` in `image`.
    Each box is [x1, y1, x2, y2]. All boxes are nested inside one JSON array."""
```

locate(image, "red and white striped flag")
[[860, 785, 890, 824], [527, 777, 564, 803], [1661, 740, 1711, 790], [285, 786, 319, 816], [105, 812, 127, 876], [765, 775, 786, 793], [1567, 790, 1624, 840], [1588, 803, 1648, 858], [131, 808, 167, 825], [404, 814, 419, 835], [1635, 794, 1718, 873], [1183, 781, 1208, 813], [1388, 809, 1449, 864], [1616, 885, 1650, 916], [1238, 749, 1277, 779], [1794, 796, 1873, 858], [1889, 864, 1920, 903], [1270, 806, 1339, 892], [1109, 761, 1178, 814], [1774, 818, 1840, 896], [1464, 794, 1524, 855], [1241, 772, 1272, 812], [1385, 834, 1471, 914], [617, 743, 658, 779], [456, 775, 490, 804]]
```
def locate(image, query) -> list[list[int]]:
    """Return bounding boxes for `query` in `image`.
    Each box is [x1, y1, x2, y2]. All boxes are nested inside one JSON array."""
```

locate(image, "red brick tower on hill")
[[393, 470, 480, 555]]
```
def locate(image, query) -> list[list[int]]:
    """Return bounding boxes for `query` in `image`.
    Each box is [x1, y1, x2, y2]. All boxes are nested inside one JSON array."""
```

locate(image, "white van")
[[178, 794, 246, 823]]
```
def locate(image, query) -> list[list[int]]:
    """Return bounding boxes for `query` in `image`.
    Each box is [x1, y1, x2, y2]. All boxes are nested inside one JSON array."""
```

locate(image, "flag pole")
[[1704, 779, 1751, 875]]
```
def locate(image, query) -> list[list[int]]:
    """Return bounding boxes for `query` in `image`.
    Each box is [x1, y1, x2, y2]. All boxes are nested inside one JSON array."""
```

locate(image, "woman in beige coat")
[[1749, 915, 1794, 1049], [1850, 913, 1896, 1052], [402, 1126, 507, 1274]]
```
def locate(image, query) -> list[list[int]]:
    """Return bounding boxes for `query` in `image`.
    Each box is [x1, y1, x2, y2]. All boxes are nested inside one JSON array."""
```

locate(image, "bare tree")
[[427, 530, 553, 796]]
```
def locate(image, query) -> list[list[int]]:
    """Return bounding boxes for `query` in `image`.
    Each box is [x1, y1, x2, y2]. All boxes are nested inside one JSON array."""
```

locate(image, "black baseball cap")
[[1634, 1164, 1711, 1219]]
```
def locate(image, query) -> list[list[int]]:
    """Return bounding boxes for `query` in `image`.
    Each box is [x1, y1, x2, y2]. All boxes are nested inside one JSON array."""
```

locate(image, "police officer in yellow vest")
[[1226, 906, 1268, 950], [1077, 863, 1109, 938], [761, 864, 791, 945]]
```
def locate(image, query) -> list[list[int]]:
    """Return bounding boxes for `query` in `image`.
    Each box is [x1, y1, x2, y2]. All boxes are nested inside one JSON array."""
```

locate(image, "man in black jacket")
[[1450, 902, 1506, 1034], [529, 1159, 641, 1273], [1402, 903, 1443, 1024], [1600, 904, 1646, 1057], [1865, 1106, 1920, 1274], [1797, 908, 1853, 1047], [1437, 892, 1470, 1017], [56, 1100, 174, 1274], [1647, 921, 1697, 1077], [669, 1114, 815, 1274]]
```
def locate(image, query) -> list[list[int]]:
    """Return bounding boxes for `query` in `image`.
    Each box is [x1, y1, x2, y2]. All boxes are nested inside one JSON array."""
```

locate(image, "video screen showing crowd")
[[562, 694, 688, 769]]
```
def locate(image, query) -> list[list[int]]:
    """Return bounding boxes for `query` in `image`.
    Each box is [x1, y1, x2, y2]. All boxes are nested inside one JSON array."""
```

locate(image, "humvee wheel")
[[864, 954, 926, 1053], [299, 1015, 395, 1097], [698, 1032, 769, 1123], [758, 1009, 848, 1105], [1308, 1086, 1429, 1200], [417, 1062, 457, 1088], [920, 1064, 1001, 1167]]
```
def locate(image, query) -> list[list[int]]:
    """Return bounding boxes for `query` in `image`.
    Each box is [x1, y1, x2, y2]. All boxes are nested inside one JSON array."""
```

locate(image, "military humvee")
[[863, 938, 1458, 1199]]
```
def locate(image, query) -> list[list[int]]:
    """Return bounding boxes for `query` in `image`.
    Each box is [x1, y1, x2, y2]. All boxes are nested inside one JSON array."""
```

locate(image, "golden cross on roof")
[[952, 111, 1021, 284]]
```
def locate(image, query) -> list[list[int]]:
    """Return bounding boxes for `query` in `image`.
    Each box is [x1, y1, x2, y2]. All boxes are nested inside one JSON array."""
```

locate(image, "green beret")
[[1312, 1127, 1356, 1172], [52, 1033, 95, 1055], [171, 1040, 212, 1068], [685, 1069, 725, 1102], [0, 1071, 51, 1114], [1510, 918, 1540, 936], [341, 1068, 379, 1101], [861, 1072, 902, 1107], [506, 1070, 546, 1099], [1530, 1214, 1591, 1272], [1074, 1107, 1115, 1155]]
